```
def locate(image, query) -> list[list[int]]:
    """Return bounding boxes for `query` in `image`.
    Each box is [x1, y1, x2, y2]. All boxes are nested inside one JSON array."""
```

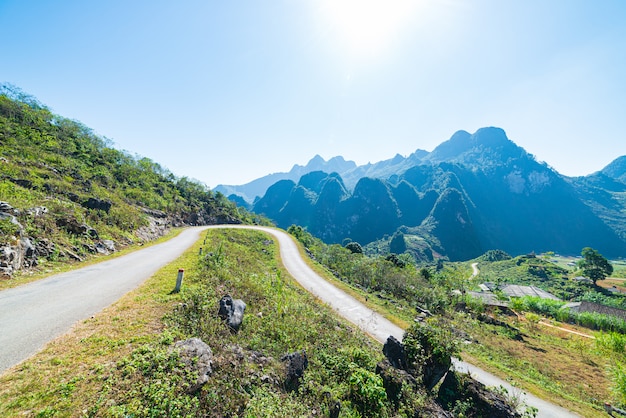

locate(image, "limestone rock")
[[82, 197, 112, 213], [218, 294, 246, 332], [376, 359, 417, 407], [382, 335, 408, 370], [173, 338, 213, 393], [281, 350, 308, 391], [437, 371, 520, 417]]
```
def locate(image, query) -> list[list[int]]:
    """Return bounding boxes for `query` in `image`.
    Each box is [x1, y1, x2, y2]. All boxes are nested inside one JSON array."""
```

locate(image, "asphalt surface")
[[0, 226, 209, 373], [1, 224, 580, 417], [217, 226, 579, 418]]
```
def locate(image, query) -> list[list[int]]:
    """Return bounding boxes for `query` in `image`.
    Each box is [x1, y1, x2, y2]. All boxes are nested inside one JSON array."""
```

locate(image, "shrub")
[[348, 364, 388, 417]]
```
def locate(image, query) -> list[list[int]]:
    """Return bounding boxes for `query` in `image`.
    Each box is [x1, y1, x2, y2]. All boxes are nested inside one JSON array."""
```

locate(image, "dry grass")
[[0, 230, 194, 417], [598, 277, 626, 293], [459, 313, 610, 417]]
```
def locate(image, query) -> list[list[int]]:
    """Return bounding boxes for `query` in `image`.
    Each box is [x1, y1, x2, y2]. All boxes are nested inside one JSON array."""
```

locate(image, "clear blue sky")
[[2, 0, 625, 188]]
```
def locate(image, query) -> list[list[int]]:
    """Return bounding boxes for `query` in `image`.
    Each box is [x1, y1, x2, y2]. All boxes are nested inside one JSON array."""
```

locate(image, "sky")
[[1, 0, 626, 188]]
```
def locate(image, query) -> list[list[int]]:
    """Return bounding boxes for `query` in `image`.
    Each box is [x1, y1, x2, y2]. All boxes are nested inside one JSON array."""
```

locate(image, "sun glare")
[[319, 0, 417, 57]]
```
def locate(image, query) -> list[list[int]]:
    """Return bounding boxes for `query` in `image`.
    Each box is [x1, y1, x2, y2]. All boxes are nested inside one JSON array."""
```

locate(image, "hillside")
[[249, 127, 626, 261], [0, 85, 256, 278]]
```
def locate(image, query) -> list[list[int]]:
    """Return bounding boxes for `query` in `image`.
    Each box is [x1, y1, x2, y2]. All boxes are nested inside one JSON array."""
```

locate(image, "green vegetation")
[[0, 84, 260, 280], [0, 229, 439, 417], [288, 227, 622, 416], [510, 296, 626, 333], [578, 247, 613, 285]]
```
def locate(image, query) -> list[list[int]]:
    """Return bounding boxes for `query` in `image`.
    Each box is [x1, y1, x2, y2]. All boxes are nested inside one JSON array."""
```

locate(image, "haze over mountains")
[[217, 127, 626, 261]]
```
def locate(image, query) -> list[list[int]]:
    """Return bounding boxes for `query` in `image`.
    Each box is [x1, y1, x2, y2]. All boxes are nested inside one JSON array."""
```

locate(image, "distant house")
[[468, 291, 509, 308], [469, 283, 559, 311], [572, 276, 593, 284], [478, 282, 496, 292], [500, 284, 559, 300], [563, 301, 626, 321]]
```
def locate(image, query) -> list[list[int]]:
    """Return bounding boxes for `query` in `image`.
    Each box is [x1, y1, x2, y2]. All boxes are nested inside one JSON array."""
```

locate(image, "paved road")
[[1, 225, 580, 417], [213, 226, 579, 418], [0, 227, 209, 374]]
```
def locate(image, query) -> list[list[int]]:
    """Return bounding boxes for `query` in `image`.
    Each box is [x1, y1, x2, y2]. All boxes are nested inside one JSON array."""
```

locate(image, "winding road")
[[0, 225, 579, 417]]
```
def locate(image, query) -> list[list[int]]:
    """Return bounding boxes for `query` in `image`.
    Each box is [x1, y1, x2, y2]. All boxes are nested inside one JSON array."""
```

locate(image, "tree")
[[578, 247, 613, 285], [345, 241, 363, 254]]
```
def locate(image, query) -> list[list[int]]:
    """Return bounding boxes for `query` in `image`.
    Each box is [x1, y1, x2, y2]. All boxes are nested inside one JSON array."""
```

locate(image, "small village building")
[[499, 284, 559, 300], [572, 276, 593, 284], [563, 301, 626, 321]]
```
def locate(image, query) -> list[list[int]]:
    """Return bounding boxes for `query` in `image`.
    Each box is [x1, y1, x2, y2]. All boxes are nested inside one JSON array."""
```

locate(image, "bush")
[[348, 364, 388, 417], [402, 320, 458, 390]]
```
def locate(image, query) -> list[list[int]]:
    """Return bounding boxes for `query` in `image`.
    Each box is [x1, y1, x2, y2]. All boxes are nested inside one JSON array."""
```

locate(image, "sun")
[[318, 0, 417, 57]]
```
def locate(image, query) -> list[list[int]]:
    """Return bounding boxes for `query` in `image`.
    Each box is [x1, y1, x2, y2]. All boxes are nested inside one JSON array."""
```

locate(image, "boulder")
[[56, 217, 99, 238], [437, 371, 520, 417], [12, 178, 32, 189], [376, 359, 417, 407], [0, 246, 19, 278], [218, 294, 246, 332], [382, 335, 408, 370], [100, 239, 116, 252], [0, 237, 37, 277], [26, 206, 48, 217], [35, 238, 55, 258], [173, 338, 214, 393], [281, 350, 308, 391], [0, 201, 16, 214], [82, 197, 112, 213]]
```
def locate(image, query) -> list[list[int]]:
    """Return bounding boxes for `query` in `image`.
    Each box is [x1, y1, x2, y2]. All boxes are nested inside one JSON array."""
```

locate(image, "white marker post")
[[174, 268, 184, 293]]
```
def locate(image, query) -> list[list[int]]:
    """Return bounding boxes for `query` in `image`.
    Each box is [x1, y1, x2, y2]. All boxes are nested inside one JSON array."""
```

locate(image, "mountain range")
[[218, 127, 626, 261]]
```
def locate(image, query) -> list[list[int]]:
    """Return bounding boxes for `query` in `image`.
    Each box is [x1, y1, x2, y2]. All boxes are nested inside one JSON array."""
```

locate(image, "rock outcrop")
[[437, 371, 521, 417], [173, 338, 214, 393], [218, 294, 246, 332], [281, 350, 308, 391]]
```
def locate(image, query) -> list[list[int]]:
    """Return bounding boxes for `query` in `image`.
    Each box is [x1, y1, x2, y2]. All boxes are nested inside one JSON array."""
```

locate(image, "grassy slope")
[[0, 229, 430, 417], [454, 254, 626, 417], [0, 227, 618, 417], [0, 88, 255, 282], [456, 312, 609, 417]]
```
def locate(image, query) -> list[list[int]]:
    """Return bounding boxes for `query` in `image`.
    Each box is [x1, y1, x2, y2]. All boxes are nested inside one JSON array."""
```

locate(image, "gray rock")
[[218, 294, 246, 332], [437, 371, 520, 417], [382, 335, 408, 370], [376, 359, 417, 407], [0, 237, 37, 277], [0, 201, 15, 213], [26, 206, 48, 217], [82, 197, 112, 213], [56, 217, 98, 239], [100, 239, 116, 252], [35, 239, 55, 258], [173, 338, 213, 393], [20, 237, 36, 259], [281, 350, 308, 391]]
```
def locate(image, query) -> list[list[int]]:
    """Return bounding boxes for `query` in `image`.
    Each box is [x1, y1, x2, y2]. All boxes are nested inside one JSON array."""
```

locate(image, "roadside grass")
[[294, 249, 413, 330], [455, 311, 610, 417], [0, 229, 192, 416], [0, 228, 409, 417], [0, 228, 183, 292], [1, 226, 618, 417]]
